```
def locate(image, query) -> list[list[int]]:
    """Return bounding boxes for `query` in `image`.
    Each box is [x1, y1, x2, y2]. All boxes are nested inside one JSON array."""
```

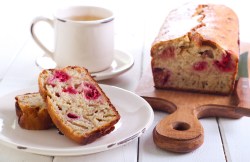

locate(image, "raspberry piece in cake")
[[151, 3, 239, 94], [38, 66, 120, 144], [152, 68, 171, 86], [160, 46, 175, 59], [63, 86, 78, 94], [67, 113, 79, 119], [54, 70, 70, 82], [214, 51, 235, 72], [193, 61, 207, 71], [47, 70, 70, 86], [83, 83, 100, 100]]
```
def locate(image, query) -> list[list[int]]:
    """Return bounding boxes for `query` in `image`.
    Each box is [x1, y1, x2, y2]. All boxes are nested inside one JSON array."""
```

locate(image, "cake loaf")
[[15, 92, 53, 130], [38, 66, 120, 144], [151, 3, 239, 94]]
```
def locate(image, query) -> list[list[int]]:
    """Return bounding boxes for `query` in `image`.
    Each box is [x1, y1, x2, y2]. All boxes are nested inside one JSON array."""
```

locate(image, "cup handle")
[[30, 16, 54, 57]]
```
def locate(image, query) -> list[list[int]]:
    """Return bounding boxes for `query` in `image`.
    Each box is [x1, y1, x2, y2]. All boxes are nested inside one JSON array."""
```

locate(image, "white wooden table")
[[0, 0, 250, 161]]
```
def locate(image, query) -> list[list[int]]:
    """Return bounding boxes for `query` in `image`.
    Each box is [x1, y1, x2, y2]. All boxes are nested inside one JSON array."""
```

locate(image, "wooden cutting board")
[[136, 43, 250, 153]]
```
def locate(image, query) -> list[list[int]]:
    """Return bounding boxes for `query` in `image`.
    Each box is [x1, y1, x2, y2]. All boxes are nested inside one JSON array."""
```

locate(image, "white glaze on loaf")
[[151, 3, 239, 94]]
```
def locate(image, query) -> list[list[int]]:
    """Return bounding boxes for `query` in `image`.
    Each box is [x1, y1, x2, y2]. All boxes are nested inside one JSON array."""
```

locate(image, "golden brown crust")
[[39, 66, 120, 144], [15, 93, 54, 130], [196, 5, 239, 56], [38, 69, 53, 101], [152, 3, 239, 57], [47, 97, 117, 144], [151, 3, 239, 95]]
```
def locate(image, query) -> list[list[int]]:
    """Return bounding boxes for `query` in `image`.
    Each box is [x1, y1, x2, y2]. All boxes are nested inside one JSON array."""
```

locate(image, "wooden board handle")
[[139, 76, 250, 153], [143, 79, 250, 153], [153, 106, 204, 153]]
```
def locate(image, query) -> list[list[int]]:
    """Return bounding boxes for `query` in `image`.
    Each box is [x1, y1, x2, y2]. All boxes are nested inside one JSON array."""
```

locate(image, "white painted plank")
[[0, 4, 145, 160], [219, 118, 250, 162], [0, 37, 140, 161], [0, 1, 53, 160], [0, 84, 53, 162], [0, 13, 28, 80], [54, 140, 138, 162], [216, 0, 250, 161], [0, 143, 53, 162], [0, 40, 43, 81], [139, 112, 226, 162], [0, 40, 52, 161], [54, 1, 146, 161], [2, 0, 250, 161], [138, 1, 239, 161]]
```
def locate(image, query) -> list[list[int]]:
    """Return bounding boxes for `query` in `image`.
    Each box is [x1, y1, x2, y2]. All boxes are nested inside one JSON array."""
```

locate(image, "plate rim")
[[0, 84, 154, 156]]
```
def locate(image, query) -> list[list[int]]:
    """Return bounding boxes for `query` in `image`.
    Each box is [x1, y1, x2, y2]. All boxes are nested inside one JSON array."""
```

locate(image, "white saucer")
[[0, 85, 154, 156], [36, 49, 134, 81]]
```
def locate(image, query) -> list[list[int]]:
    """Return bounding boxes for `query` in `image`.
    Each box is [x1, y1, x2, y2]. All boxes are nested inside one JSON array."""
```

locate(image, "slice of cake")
[[38, 66, 120, 144], [151, 3, 239, 94], [15, 92, 53, 130]]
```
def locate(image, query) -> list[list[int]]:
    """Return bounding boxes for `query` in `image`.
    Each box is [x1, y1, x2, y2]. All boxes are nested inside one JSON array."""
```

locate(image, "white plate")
[[0, 85, 154, 156], [36, 49, 134, 81]]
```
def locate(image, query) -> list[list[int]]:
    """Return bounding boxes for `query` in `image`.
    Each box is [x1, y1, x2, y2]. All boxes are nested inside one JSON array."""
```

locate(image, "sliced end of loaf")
[[15, 92, 53, 130], [151, 4, 239, 95]]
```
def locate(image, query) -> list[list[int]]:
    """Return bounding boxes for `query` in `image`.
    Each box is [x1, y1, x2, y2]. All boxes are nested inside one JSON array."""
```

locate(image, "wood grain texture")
[[136, 42, 250, 152], [139, 113, 226, 162]]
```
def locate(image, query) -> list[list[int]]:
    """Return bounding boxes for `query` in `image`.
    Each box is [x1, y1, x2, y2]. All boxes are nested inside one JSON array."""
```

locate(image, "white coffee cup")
[[31, 6, 114, 73]]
